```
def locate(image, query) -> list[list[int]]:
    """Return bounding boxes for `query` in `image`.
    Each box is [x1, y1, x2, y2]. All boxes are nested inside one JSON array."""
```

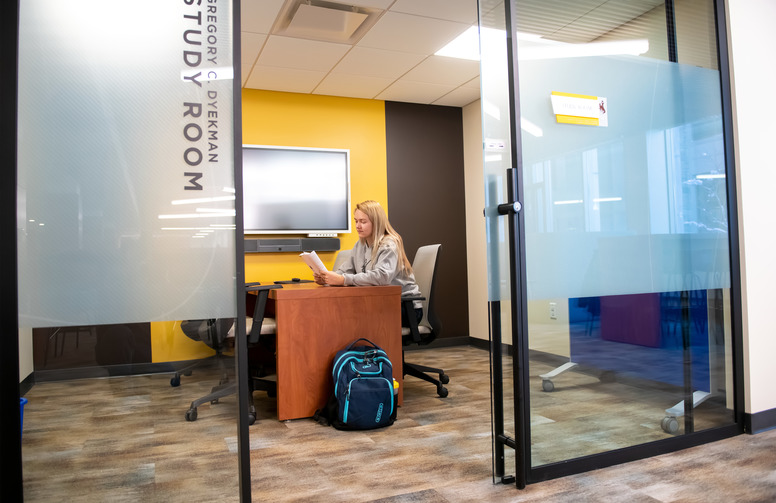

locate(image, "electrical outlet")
[[549, 302, 557, 320]]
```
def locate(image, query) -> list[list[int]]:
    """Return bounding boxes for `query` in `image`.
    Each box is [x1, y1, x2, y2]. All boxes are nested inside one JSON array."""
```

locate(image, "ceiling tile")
[[241, 0, 285, 34], [241, 64, 252, 86], [463, 75, 481, 89], [331, 46, 425, 79], [314, 73, 393, 100], [258, 35, 350, 72], [245, 65, 326, 94], [349, 0, 395, 9], [241, 32, 266, 66], [402, 55, 480, 87], [390, 0, 478, 24], [432, 86, 482, 107], [376, 80, 455, 104], [357, 11, 470, 54]]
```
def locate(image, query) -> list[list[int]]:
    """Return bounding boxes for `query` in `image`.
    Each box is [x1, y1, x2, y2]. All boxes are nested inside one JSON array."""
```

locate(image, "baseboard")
[[745, 408, 776, 434], [467, 336, 514, 356], [19, 373, 34, 396], [33, 362, 179, 383], [403, 335, 471, 351]]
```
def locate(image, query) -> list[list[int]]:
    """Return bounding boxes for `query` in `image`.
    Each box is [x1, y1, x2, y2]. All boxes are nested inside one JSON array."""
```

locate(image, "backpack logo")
[[375, 402, 384, 423]]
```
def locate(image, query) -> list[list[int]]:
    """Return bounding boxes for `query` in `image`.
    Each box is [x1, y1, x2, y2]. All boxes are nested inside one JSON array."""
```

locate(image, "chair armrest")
[[401, 297, 425, 345], [245, 284, 282, 344], [246, 283, 282, 293]]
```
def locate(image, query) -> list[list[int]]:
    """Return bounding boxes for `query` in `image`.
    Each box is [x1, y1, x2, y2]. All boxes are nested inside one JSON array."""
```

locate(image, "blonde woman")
[[314, 200, 423, 324]]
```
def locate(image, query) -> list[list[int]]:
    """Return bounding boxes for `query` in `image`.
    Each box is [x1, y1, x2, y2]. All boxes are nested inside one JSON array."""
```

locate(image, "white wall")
[[463, 101, 490, 341], [19, 328, 33, 383], [727, 0, 776, 415]]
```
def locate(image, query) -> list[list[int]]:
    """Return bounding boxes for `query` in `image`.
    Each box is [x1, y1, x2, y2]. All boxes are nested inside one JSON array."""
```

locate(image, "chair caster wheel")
[[542, 380, 555, 392], [185, 408, 198, 421], [440, 373, 450, 385], [170, 375, 181, 387], [661, 416, 679, 434], [437, 385, 448, 398], [211, 398, 219, 405]]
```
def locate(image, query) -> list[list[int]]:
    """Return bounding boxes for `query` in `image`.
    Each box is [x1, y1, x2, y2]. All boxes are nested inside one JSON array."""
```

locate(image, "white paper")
[[300, 251, 327, 274]]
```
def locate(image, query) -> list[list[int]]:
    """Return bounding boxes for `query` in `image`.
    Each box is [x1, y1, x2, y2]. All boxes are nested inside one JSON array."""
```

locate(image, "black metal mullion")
[[4, 1, 22, 501], [230, 0, 252, 500], [503, 0, 530, 490], [712, 0, 746, 429], [666, 0, 678, 63]]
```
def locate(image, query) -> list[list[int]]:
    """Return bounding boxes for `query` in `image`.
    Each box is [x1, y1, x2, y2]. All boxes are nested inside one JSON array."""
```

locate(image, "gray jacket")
[[337, 238, 422, 307]]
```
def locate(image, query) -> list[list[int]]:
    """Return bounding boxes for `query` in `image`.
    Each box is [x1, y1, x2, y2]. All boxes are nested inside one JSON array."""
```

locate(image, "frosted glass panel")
[[479, 10, 513, 303], [17, 0, 237, 327], [519, 56, 729, 299]]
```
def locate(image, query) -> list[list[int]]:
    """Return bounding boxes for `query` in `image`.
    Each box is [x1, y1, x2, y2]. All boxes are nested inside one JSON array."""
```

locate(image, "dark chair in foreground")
[[172, 318, 234, 389], [401, 244, 449, 397], [179, 283, 280, 424]]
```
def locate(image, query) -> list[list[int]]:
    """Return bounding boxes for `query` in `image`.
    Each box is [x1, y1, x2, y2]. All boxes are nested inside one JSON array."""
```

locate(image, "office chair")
[[171, 318, 234, 389], [180, 283, 280, 424], [401, 244, 449, 397], [332, 248, 352, 272]]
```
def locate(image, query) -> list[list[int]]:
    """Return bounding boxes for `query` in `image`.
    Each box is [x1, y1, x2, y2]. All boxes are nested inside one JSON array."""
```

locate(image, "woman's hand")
[[315, 271, 345, 286]]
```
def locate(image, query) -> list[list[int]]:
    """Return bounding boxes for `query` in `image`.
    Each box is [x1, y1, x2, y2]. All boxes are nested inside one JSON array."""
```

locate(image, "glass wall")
[[17, 1, 242, 500], [481, 0, 738, 480]]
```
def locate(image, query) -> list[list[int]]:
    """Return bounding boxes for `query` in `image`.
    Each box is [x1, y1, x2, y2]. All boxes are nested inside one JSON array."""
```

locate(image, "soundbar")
[[244, 238, 340, 253]]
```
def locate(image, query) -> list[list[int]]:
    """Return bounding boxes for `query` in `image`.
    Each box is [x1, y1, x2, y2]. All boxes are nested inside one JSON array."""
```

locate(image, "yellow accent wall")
[[151, 321, 215, 363], [242, 89, 388, 283]]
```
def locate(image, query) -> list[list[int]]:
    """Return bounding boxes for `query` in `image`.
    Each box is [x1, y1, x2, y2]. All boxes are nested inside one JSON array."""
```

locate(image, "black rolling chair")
[[401, 244, 449, 397], [171, 318, 234, 389], [179, 283, 280, 424], [244, 283, 282, 423]]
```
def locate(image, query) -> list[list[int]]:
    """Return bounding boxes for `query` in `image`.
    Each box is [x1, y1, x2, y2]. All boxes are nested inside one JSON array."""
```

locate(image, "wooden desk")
[[269, 283, 402, 421]]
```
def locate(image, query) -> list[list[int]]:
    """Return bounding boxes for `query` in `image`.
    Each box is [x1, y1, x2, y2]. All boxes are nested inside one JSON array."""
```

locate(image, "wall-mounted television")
[[242, 145, 351, 236]]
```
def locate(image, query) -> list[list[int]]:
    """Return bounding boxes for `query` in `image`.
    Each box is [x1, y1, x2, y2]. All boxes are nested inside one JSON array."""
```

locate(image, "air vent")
[[273, 0, 383, 44]]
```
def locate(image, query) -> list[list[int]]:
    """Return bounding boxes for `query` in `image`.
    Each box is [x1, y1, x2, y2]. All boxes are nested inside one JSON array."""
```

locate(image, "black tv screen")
[[242, 145, 351, 235]]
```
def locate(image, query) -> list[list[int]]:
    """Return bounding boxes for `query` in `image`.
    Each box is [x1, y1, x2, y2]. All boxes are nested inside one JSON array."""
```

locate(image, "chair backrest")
[[411, 244, 441, 332], [332, 248, 352, 272], [180, 318, 234, 350]]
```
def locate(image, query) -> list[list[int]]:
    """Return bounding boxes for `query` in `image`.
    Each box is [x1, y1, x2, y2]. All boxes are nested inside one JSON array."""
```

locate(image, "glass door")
[[16, 0, 249, 500], [481, 0, 743, 486]]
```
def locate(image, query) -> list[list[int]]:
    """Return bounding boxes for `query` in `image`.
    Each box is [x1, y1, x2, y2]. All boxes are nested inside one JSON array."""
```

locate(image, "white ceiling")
[[240, 0, 664, 108]]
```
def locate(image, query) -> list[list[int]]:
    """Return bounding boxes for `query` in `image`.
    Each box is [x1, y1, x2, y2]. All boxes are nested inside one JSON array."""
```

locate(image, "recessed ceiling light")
[[435, 26, 480, 61]]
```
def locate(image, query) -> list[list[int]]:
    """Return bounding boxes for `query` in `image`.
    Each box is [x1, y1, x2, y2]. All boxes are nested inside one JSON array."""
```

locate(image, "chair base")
[[403, 360, 449, 398], [185, 380, 236, 422], [183, 374, 278, 424]]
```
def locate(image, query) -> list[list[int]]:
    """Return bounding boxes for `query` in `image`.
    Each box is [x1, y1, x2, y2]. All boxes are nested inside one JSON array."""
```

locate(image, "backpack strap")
[[345, 338, 383, 352]]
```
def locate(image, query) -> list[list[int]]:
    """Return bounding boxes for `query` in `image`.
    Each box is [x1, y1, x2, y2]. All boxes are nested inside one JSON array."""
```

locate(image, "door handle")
[[497, 201, 521, 215]]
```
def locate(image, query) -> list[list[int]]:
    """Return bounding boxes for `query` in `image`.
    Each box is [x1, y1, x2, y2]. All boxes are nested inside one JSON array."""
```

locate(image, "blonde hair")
[[355, 200, 412, 273]]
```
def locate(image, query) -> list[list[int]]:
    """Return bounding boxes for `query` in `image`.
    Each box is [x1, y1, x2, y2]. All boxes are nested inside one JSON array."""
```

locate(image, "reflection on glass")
[[478, 0, 735, 471], [514, 1, 735, 467], [18, 0, 240, 499]]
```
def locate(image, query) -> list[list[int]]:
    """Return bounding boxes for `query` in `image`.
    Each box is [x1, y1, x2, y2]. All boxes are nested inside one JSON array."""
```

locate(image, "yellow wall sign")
[[550, 91, 608, 127]]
